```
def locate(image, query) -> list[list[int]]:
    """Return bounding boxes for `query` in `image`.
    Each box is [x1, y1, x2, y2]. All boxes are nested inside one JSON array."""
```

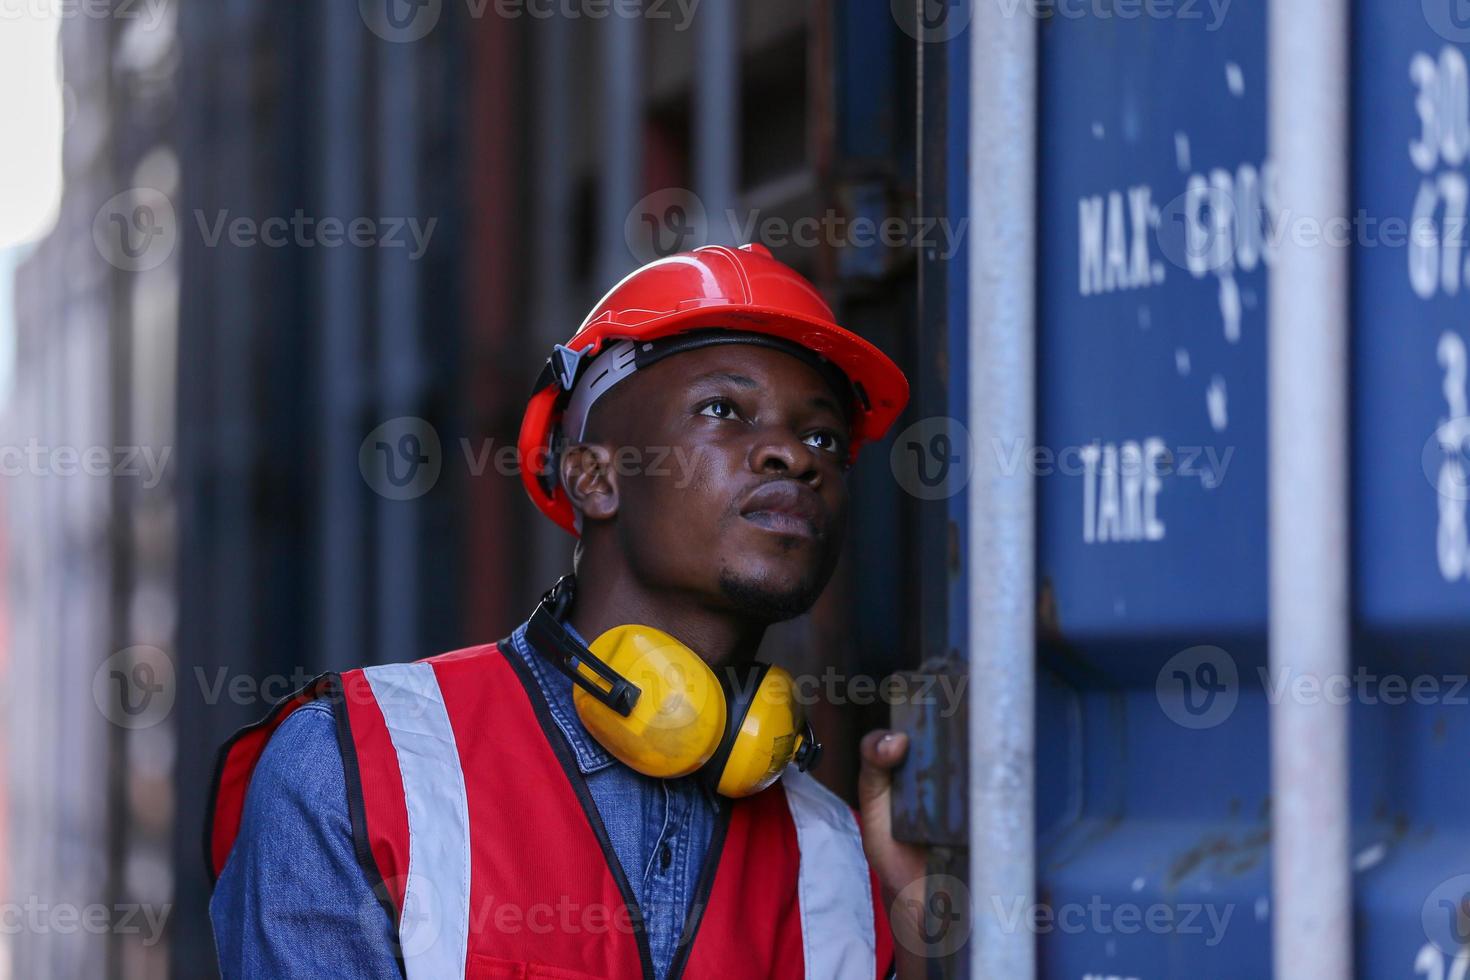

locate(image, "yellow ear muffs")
[[573, 624, 727, 779], [525, 576, 822, 796]]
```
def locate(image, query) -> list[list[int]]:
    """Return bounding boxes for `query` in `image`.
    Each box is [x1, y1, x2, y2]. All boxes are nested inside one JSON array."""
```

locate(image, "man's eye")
[[804, 430, 843, 454], [698, 399, 737, 420]]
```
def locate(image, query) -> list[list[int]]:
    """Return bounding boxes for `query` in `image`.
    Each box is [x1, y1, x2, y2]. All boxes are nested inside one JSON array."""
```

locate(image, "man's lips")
[[738, 480, 826, 540]]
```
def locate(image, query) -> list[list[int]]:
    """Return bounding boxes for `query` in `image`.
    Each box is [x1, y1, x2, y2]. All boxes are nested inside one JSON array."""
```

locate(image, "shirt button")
[[659, 843, 672, 872]]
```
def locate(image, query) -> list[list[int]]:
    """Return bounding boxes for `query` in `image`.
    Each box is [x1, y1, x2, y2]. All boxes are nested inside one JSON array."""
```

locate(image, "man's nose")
[[748, 428, 821, 485]]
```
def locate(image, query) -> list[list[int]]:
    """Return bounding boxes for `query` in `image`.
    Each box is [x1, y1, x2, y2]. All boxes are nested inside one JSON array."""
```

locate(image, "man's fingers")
[[860, 729, 909, 769], [857, 729, 909, 807]]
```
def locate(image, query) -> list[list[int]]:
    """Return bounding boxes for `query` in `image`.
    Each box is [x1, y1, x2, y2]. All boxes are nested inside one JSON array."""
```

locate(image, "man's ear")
[[560, 443, 619, 522]]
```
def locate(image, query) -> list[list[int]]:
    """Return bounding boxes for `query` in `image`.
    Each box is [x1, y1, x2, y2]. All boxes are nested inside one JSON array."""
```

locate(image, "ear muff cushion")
[[575, 625, 727, 779], [709, 663, 806, 798]]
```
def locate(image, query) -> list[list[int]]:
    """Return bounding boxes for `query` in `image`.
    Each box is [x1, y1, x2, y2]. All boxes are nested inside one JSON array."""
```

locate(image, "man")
[[207, 243, 927, 978]]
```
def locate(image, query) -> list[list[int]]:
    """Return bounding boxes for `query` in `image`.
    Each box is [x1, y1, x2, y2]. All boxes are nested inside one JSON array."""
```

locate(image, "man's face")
[[579, 343, 852, 623]]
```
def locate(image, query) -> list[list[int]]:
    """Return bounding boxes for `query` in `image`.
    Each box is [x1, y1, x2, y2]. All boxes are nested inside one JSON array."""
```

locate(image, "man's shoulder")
[[336, 640, 512, 680], [413, 640, 511, 670], [252, 698, 344, 797]]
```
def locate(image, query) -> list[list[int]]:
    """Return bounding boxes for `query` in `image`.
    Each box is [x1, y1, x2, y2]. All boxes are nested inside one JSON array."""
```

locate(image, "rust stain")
[[1166, 826, 1270, 888]]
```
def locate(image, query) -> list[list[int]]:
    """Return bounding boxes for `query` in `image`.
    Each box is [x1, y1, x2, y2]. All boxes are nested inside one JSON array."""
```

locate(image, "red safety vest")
[[207, 641, 894, 979]]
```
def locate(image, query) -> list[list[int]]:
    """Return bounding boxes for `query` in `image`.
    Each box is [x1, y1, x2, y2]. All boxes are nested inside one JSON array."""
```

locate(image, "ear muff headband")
[[703, 661, 771, 793], [527, 576, 641, 715]]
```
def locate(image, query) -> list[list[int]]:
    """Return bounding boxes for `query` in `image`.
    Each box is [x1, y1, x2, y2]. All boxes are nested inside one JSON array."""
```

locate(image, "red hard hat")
[[518, 243, 910, 535]]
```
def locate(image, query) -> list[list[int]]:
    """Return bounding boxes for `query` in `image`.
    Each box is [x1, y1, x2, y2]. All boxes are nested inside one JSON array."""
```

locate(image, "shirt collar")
[[509, 620, 616, 775]]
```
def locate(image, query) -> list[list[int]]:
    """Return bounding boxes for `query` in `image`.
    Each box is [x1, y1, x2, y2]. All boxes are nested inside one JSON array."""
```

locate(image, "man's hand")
[[857, 729, 927, 897], [857, 729, 932, 978]]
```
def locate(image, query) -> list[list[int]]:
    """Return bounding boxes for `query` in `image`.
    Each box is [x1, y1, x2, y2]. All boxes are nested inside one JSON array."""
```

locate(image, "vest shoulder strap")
[[204, 672, 341, 884]]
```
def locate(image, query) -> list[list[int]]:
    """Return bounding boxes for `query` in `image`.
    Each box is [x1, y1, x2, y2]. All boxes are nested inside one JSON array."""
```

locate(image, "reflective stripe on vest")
[[363, 662, 473, 980], [783, 768, 879, 975]]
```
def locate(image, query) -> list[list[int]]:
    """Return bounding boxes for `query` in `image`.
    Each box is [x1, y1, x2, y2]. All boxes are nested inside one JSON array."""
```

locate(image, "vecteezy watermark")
[[990, 894, 1235, 947], [362, 874, 445, 960], [93, 187, 178, 272], [1155, 646, 1470, 729], [92, 646, 176, 731], [1154, 171, 1470, 282], [890, 0, 972, 42], [0, 0, 169, 27], [360, 417, 444, 501], [890, 417, 976, 502], [93, 651, 455, 728], [990, 437, 1234, 488], [1259, 667, 1470, 708], [359, 0, 701, 43], [998, 0, 1231, 30], [1424, 0, 1470, 44], [1423, 874, 1470, 955], [624, 188, 709, 264], [623, 187, 967, 266], [891, 875, 972, 958], [0, 899, 170, 944], [1423, 414, 1470, 501], [360, 0, 443, 42], [1424, 409, 1470, 582], [895, 0, 1231, 41], [360, 417, 711, 501], [194, 210, 437, 260], [737, 667, 968, 717], [0, 440, 172, 488], [92, 190, 439, 271], [1155, 646, 1240, 729]]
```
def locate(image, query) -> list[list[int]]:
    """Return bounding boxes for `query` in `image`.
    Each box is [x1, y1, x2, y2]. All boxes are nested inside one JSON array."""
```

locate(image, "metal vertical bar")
[[968, 1, 1037, 977], [105, 13, 132, 978], [1267, 0, 1352, 974], [597, 3, 643, 290], [318, 0, 367, 672], [694, 0, 737, 245], [376, 25, 421, 665], [531, 18, 570, 328], [528, 14, 574, 594]]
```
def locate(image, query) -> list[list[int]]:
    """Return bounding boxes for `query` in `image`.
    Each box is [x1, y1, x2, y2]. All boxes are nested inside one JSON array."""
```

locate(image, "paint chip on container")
[[1219, 273, 1241, 342], [1353, 842, 1387, 872], [1208, 375, 1229, 432], [1131, 876, 1145, 892], [1174, 132, 1191, 171], [1092, 121, 1105, 139], [1255, 896, 1269, 922], [1176, 348, 1191, 376], [1226, 61, 1245, 96]]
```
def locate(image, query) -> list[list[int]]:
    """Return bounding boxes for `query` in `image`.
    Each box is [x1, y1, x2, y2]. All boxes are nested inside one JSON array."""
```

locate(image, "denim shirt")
[[210, 621, 720, 979]]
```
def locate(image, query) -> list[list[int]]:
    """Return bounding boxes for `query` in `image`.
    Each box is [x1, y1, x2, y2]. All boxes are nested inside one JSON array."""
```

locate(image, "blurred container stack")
[[2, 2, 933, 978]]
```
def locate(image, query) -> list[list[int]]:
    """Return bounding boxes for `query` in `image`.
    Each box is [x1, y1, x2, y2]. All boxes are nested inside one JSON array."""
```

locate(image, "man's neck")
[[564, 563, 766, 668]]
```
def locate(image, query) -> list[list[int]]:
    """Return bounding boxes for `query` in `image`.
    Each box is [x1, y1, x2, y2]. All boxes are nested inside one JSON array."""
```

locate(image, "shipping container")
[[887, 1, 1470, 978]]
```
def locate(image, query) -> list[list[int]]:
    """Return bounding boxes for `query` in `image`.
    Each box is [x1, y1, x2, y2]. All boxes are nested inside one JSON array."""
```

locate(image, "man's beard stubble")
[[716, 565, 828, 624]]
